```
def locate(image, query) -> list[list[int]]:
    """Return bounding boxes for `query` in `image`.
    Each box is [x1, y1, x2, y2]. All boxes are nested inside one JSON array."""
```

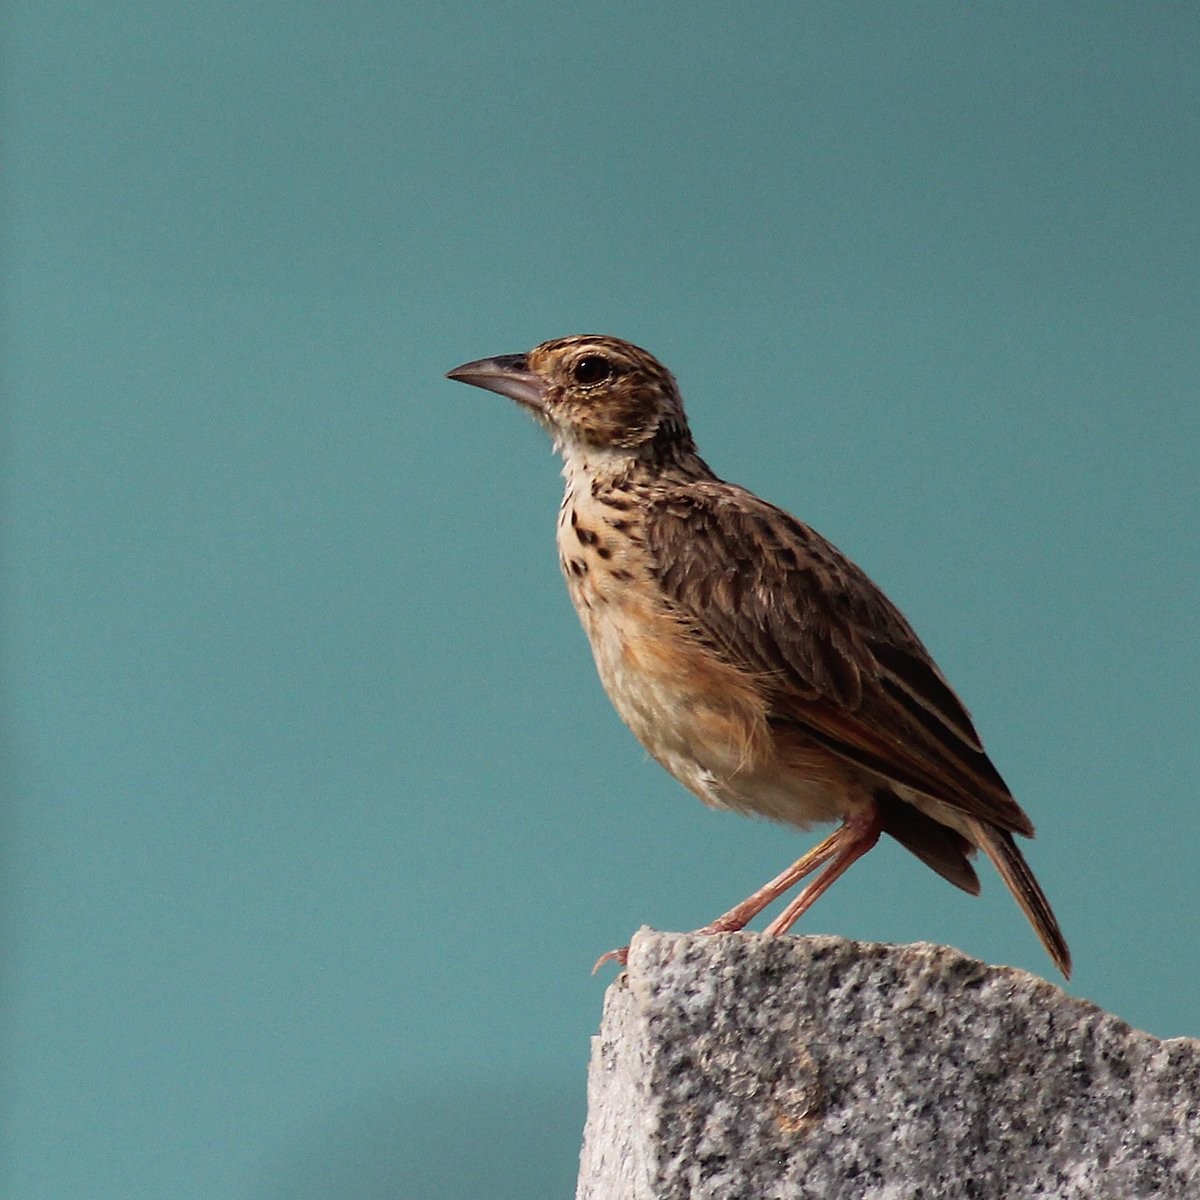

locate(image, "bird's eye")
[[573, 356, 612, 386]]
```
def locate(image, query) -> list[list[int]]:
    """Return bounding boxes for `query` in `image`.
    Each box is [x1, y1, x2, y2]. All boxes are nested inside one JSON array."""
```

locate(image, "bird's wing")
[[644, 482, 1032, 835]]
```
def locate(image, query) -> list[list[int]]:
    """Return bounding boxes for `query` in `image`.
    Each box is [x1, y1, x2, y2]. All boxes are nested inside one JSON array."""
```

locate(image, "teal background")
[[4, 4, 1197, 1197]]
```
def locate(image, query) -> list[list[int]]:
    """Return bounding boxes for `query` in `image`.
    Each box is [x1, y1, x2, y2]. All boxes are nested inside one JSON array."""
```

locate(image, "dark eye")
[[573, 356, 612, 385]]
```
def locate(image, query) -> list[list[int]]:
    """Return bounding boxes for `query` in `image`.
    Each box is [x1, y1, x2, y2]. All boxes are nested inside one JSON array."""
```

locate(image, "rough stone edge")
[[576, 928, 1200, 1200]]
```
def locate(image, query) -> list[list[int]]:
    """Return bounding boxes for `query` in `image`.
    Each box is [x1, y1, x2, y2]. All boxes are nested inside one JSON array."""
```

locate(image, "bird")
[[446, 335, 1071, 978]]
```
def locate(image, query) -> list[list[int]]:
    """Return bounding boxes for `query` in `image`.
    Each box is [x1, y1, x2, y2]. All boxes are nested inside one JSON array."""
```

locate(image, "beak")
[[445, 354, 546, 412]]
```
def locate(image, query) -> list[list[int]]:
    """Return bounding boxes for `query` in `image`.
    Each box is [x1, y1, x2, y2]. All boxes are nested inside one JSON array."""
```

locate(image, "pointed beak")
[[445, 354, 546, 412]]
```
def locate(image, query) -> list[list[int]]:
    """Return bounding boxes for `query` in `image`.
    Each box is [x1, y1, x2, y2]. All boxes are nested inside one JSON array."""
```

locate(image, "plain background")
[[3, 4, 1197, 1197]]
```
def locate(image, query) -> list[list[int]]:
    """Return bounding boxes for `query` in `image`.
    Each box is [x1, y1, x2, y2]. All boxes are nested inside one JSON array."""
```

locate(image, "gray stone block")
[[576, 930, 1199, 1199]]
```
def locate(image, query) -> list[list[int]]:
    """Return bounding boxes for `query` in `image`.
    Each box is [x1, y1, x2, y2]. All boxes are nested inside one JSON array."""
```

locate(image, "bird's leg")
[[697, 824, 853, 935], [590, 830, 850, 971], [762, 805, 882, 936], [594, 805, 884, 973]]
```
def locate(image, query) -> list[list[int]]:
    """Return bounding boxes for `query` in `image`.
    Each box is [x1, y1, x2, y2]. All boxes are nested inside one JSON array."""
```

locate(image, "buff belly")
[[574, 583, 854, 830]]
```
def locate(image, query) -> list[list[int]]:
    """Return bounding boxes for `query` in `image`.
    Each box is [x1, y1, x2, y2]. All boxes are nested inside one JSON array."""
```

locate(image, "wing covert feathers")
[[644, 482, 1032, 833]]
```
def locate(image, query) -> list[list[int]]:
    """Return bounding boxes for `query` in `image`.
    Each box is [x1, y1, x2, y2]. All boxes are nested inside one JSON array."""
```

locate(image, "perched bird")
[[447, 336, 1071, 977]]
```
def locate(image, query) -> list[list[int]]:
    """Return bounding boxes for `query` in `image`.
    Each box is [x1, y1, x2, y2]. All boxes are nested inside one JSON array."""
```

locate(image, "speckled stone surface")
[[575, 930, 1199, 1200]]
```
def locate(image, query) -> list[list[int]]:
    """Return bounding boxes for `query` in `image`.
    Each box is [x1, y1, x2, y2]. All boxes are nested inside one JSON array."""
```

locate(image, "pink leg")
[[592, 804, 882, 972], [697, 825, 851, 935], [762, 806, 882, 936]]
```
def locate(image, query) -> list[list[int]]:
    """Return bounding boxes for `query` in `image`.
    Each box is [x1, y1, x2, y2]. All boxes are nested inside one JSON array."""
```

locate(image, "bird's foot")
[[695, 915, 751, 935], [591, 945, 629, 974]]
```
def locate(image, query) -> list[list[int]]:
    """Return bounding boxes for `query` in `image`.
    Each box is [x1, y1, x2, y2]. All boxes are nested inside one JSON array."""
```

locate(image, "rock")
[[575, 930, 1199, 1200]]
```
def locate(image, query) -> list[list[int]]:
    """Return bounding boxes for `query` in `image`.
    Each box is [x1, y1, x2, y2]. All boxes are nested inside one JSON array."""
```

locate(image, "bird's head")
[[447, 335, 694, 462]]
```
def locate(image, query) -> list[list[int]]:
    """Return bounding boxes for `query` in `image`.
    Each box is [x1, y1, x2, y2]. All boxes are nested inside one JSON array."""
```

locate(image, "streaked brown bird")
[[447, 336, 1071, 977]]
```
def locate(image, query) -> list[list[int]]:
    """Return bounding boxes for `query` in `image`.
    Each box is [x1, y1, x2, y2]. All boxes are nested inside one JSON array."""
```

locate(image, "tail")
[[967, 818, 1072, 979]]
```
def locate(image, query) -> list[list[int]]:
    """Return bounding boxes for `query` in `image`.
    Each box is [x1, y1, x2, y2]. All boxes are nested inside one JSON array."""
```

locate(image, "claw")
[[591, 945, 629, 973]]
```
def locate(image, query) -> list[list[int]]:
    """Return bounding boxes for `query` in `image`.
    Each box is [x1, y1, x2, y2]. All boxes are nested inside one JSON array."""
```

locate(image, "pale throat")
[[555, 437, 642, 489]]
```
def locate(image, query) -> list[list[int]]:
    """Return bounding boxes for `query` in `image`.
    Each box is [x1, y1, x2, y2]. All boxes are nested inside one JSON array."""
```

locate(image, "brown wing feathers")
[[647, 482, 1072, 975], [647, 483, 1027, 829]]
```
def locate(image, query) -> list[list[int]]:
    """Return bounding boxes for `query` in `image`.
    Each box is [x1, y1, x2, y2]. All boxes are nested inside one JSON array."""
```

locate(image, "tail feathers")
[[967, 818, 1072, 979]]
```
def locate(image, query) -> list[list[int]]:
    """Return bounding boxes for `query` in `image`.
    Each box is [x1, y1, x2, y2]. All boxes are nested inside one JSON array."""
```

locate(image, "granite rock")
[[576, 929, 1199, 1200]]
